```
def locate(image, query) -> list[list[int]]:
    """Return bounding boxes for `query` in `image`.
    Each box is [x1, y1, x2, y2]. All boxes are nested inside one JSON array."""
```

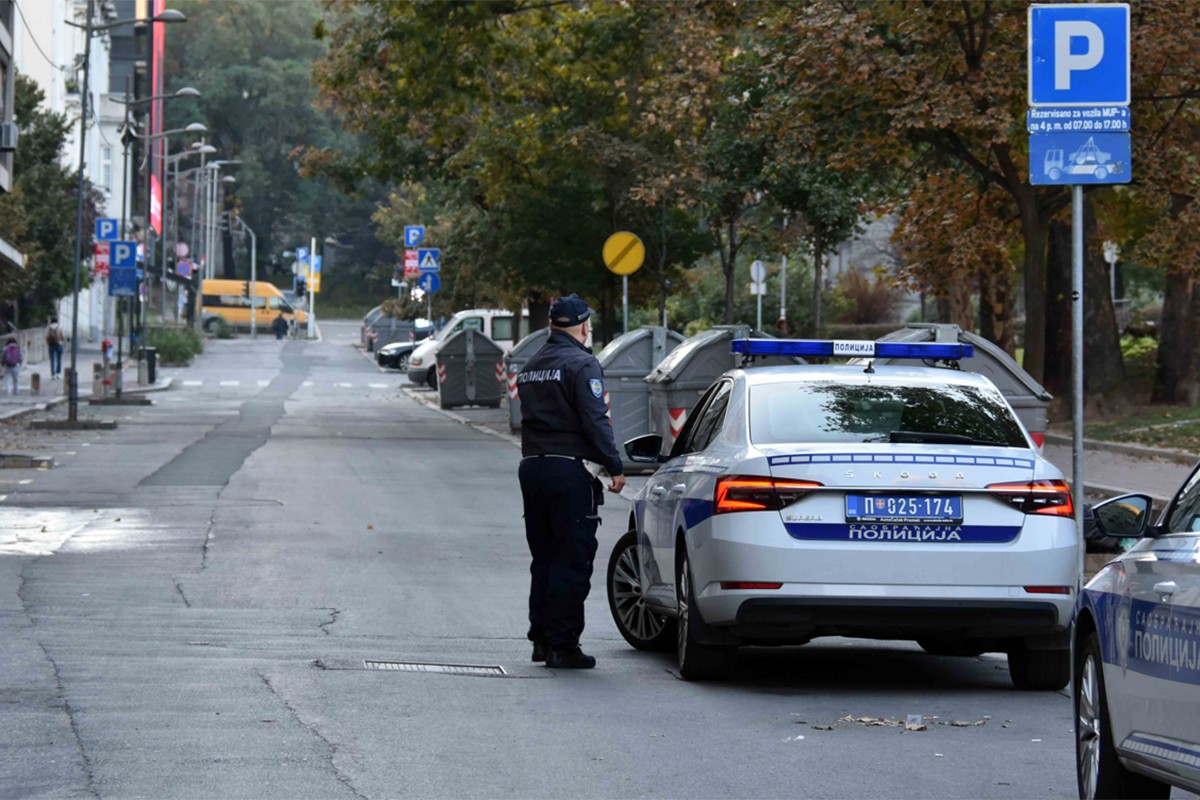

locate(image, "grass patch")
[[1086, 405, 1200, 452]]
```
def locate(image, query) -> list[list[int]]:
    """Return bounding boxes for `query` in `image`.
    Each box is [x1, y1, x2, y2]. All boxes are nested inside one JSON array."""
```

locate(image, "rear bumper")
[[730, 597, 1064, 642], [406, 365, 430, 384]]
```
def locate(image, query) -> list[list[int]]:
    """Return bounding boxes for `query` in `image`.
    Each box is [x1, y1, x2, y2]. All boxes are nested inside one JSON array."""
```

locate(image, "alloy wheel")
[[1077, 651, 1101, 799], [611, 545, 666, 642]]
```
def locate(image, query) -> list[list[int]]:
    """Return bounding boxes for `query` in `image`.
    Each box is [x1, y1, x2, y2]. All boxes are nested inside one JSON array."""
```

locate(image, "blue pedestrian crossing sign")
[[1029, 4, 1130, 107], [417, 272, 440, 294], [96, 218, 119, 241], [417, 248, 440, 272], [1030, 133, 1131, 185], [405, 225, 425, 248]]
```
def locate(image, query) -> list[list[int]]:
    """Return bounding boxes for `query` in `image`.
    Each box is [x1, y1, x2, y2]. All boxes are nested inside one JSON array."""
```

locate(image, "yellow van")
[[199, 280, 308, 333]]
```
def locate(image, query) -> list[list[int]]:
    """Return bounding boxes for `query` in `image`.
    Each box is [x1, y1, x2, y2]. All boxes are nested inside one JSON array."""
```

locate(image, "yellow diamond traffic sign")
[[602, 231, 645, 276]]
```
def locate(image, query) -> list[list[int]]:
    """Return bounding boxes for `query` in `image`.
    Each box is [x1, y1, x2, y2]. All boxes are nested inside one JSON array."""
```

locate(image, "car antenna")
[[863, 359, 875, 374]]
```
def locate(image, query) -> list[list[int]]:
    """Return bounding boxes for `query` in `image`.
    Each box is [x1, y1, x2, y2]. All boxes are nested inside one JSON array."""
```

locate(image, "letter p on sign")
[[1029, 4, 1129, 107], [96, 218, 118, 241], [1055, 21, 1103, 90]]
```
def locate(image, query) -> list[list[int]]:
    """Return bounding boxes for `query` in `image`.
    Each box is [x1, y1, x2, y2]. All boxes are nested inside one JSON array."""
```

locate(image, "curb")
[[0, 377, 174, 423], [400, 385, 521, 448], [1044, 432, 1200, 467]]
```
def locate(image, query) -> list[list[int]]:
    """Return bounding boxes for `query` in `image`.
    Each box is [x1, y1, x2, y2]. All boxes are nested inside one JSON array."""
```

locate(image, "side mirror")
[[625, 434, 665, 464], [280, 304, 293, 313], [1091, 494, 1153, 539]]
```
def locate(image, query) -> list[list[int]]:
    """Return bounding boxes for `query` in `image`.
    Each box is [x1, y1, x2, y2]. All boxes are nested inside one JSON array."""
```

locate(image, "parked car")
[[407, 308, 527, 388], [608, 337, 1078, 686], [1074, 478, 1200, 799], [376, 339, 425, 370]]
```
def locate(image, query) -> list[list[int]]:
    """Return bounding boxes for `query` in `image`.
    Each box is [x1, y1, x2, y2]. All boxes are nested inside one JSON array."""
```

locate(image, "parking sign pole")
[[1072, 184, 1086, 587]]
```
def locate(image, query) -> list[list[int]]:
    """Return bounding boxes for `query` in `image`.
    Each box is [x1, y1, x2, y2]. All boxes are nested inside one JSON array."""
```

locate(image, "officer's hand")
[[608, 474, 626, 494]]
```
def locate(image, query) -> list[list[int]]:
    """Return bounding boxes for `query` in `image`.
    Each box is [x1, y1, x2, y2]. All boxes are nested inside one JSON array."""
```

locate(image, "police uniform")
[[517, 295, 623, 669]]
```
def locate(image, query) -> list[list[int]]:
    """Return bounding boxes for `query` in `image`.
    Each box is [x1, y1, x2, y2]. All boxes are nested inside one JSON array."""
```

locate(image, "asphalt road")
[[0, 320, 1098, 799]]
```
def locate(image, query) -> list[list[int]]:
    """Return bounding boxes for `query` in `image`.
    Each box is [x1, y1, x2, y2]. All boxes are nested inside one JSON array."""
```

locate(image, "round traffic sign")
[[750, 259, 766, 283], [602, 231, 645, 276]]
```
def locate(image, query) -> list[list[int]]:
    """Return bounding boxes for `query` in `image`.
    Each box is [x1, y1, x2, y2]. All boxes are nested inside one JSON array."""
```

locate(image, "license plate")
[[845, 494, 963, 524]]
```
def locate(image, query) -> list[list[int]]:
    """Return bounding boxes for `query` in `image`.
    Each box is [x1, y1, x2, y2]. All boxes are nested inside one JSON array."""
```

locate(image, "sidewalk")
[[0, 338, 158, 421]]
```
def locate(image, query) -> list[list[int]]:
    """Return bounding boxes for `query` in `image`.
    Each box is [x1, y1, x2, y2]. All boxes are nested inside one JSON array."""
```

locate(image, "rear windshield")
[[749, 381, 1028, 447]]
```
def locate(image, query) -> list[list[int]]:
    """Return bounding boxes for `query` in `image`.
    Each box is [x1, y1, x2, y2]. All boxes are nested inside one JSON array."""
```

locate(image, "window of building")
[[101, 146, 113, 191]]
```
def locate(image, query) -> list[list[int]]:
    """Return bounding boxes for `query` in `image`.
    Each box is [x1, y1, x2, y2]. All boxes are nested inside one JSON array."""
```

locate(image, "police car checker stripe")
[[768, 453, 1036, 469], [1122, 733, 1200, 770]]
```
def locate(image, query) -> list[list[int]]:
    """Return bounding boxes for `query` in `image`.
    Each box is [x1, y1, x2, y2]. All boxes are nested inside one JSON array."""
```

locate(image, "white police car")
[[1075, 479, 1200, 798], [607, 339, 1079, 686]]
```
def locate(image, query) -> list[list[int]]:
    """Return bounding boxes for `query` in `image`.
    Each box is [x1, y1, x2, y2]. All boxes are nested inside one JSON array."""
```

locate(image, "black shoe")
[[545, 647, 596, 669], [531, 640, 547, 663]]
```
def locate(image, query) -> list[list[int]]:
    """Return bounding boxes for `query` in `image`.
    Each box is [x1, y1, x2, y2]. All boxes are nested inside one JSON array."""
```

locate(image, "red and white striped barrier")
[[436, 361, 447, 386], [507, 366, 519, 400], [668, 407, 688, 440], [603, 391, 612, 419], [495, 360, 505, 386]]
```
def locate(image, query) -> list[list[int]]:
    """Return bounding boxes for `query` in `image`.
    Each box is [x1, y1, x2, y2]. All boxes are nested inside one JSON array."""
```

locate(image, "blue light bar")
[[731, 338, 974, 360]]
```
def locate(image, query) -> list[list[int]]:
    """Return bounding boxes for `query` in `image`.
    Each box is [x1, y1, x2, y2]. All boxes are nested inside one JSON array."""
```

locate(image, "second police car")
[[1074, 479, 1200, 798], [607, 338, 1079, 686]]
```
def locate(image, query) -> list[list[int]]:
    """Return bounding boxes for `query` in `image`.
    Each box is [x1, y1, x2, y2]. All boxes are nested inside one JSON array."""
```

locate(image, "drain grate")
[[364, 660, 506, 676]]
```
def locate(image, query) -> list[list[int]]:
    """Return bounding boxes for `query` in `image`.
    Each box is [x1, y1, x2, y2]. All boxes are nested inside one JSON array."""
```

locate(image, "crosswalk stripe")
[[302, 381, 313, 387], [219, 380, 239, 387], [368, 383, 388, 389], [335, 382, 353, 388], [182, 380, 203, 386], [257, 380, 270, 387]]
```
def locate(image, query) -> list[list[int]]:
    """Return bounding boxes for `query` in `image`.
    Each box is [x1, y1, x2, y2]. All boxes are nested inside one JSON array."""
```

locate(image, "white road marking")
[[219, 380, 239, 387], [257, 380, 270, 387], [182, 380, 203, 386], [368, 383, 388, 389], [335, 382, 353, 388], [19, 480, 32, 485], [302, 381, 314, 387]]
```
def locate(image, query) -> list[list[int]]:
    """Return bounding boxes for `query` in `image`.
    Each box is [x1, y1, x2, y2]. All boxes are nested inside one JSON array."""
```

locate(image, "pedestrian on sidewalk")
[[516, 294, 625, 670], [45, 317, 65, 379], [2, 336, 22, 395], [272, 313, 289, 340]]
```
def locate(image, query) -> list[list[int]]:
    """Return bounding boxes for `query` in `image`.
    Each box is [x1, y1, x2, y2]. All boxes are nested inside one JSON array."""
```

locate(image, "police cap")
[[549, 294, 593, 327]]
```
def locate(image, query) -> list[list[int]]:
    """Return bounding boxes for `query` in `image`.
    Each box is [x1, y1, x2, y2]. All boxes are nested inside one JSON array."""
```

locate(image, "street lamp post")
[[165, 144, 216, 322], [63, 2, 186, 423], [235, 217, 258, 337]]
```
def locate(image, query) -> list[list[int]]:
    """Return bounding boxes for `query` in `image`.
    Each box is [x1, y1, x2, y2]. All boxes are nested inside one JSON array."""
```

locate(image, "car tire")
[[203, 318, 220, 334], [607, 529, 675, 652], [427, 369, 438, 390], [1008, 643, 1070, 690], [676, 549, 733, 680], [917, 638, 986, 658], [1075, 629, 1171, 799]]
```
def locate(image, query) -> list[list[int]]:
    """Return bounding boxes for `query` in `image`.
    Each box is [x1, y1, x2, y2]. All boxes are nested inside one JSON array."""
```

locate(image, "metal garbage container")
[[435, 328, 505, 410], [597, 326, 685, 471], [139, 347, 157, 385], [863, 323, 1053, 446], [503, 328, 552, 431], [646, 325, 803, 452]]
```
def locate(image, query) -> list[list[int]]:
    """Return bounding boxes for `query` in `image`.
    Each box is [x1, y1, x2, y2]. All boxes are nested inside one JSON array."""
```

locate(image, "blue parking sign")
[[405, 225, 425, 247], [96, 218, 119, 241], [111, 240, 138, 268], [1029, 4, 1130, 107]]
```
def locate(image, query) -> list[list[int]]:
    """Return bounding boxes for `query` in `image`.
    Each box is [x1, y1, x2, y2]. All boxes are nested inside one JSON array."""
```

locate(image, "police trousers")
[[518, 455, 602, 650]]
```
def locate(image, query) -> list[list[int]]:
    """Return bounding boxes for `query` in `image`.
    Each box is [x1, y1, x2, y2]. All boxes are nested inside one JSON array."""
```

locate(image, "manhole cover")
[[363, 660, 506, 676]]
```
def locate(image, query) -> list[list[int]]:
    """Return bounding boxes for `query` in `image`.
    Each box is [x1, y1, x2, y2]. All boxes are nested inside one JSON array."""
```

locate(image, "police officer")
[[518, 294, 625, 669]]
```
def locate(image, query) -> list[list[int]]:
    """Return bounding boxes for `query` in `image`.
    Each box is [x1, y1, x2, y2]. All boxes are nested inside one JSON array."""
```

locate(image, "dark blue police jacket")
[[517, 329, 623, 476]]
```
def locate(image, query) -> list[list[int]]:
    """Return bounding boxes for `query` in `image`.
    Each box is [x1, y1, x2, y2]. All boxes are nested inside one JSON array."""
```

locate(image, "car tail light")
[[714, 476, 822, 514], [720, 581, 783, 590], [986, 480, 1074, 517], [1023, 586, 1072, 594]]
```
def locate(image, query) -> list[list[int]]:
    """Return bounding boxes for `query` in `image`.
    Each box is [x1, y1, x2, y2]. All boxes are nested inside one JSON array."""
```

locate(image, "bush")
[[214, 319, 236, 339], [144, 326, 204, 365]]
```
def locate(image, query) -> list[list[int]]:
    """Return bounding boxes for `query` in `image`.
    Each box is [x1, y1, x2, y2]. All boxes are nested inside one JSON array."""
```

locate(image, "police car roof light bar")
[[731, 338, 975, 360]]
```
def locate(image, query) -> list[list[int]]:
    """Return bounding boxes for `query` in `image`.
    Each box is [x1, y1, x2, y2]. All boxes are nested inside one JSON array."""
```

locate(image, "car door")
[[641, 382, 722, 604], [1135, 470, 1200, 784], [1113, 465, 1200, 780]]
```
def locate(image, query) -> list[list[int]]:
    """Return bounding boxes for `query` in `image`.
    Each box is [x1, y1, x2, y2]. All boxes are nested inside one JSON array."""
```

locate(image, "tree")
[[0, 74, 102, 325], [165, 0, 390, 287]]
